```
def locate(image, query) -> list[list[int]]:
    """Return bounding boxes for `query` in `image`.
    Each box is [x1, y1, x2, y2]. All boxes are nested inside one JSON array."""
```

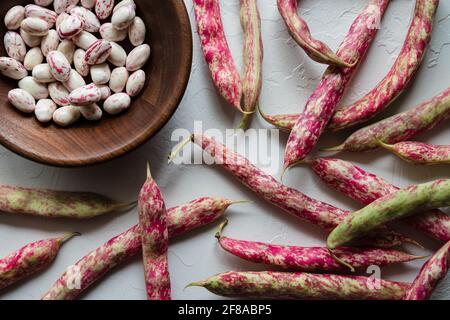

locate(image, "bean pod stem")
[[283, 0, 389, 170], [404, 240, 450, 300], [239, 0, 263, 128], [216, 220, 423, 272], [309, 158, 450, 243], [329, 0, 439, 131], [277, 0, 355, 68], [379, 141, 450, 165], [139, 165, 171, 300], [327, 179, 450, 250], [0, 185, 135, 219], [1, 233, 79, 291], [324, 86, 450, 152], [187, 271, 410, 300], [42, 197, 242, 300], [169, 133, 414, 248]]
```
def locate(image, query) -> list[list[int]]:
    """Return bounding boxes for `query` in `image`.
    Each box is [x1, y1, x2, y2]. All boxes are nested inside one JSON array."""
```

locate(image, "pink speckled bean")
[[325, 87, 450, 152], [57, 14, 84, 39], [193, 0, 243, 113], [309, 158, 450, 242], [25, 5, 58, 28], [84, 39, 112, 65], [54, 0, 80, 14], [283, 0, 389, 169], [95, 0, 115, 20], [139, 166, 171, 300], [0, 185, 135, 219], [187, 271, 410, 300], [42, 197, 239, 300], [0, 57, 28, 80], [169, 134, 412, 248], [239, 0, 263, 128], [329, 0, 439, 131], [404, 240, 450, 300], [47, 50, 71, 82], [0, 233, 78, 291], [217, 220, 422, 272], [4, 31, 27, 62], [5, 6, 25, 30], [71, 6, 100, 33], [69, 83, 101, 105], [277, 0, 354, 68], [379, 141, 450, 165]]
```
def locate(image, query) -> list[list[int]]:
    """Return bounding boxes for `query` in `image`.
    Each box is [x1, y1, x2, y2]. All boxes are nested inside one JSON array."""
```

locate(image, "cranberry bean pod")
[[239, 0, 263, 128], [217, 221, 422, 272], [329, 0, 439, 131], [0, 233, 78, 291], [42, 197, 240, 300], [259, 110, 296, 132], [0, 185, 135, 219], [139, 166, 171, 300], [327, 179, 450, 250], [187, 271, 410, 300], [379, 141, 450, 165], [277, 0, 354, 68], [325, 87, 450, 152], [404, 240, 450, 300], [193, 0, 243, 113], [169, 134, 413, 248], [309, 158, 450, 242], [283, 0, 389, 169]]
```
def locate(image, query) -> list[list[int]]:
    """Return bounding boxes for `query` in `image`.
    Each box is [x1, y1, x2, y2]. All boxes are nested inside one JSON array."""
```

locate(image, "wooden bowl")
[[0, 0, 192, 167]]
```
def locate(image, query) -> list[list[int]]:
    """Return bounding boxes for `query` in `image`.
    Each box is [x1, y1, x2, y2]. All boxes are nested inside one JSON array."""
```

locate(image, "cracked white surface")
[[0, 0, 449, 300]]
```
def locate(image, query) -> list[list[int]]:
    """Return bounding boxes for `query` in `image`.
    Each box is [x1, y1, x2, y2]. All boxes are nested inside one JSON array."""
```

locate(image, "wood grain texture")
[[0, 0, 192, 167]]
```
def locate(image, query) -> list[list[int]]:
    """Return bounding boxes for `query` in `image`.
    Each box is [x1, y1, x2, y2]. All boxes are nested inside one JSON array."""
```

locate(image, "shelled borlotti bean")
[[1, 0, 149, 127]]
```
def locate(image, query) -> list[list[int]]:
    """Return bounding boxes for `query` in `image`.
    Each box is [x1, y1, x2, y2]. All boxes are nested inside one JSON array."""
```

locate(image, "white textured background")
[[1, 0, 449, 300]]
